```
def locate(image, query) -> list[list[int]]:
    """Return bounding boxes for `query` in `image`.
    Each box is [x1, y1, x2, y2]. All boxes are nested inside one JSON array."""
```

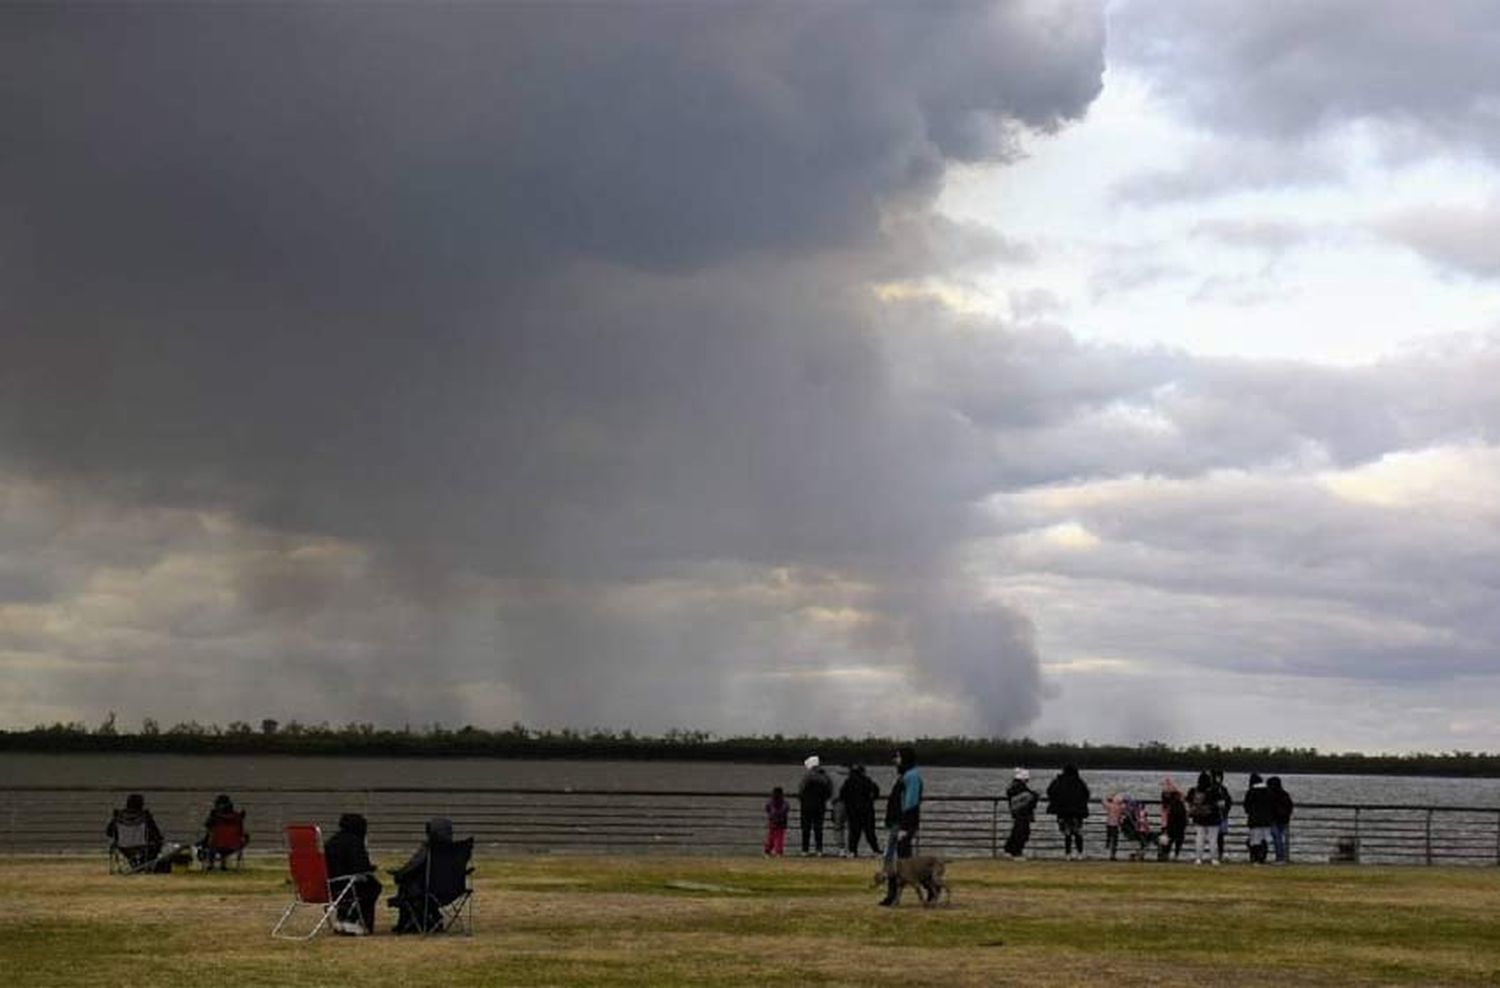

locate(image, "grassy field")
[[2, 853, 1498, 986]]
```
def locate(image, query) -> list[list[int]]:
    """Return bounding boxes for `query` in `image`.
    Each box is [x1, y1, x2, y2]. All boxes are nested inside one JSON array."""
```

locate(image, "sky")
[[3, 1, 1500, 753]]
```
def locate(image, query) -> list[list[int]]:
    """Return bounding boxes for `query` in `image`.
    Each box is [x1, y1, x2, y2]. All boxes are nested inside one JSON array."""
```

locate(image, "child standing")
[[764, 786, 789, 857], [1160, 777, 1187, 861], [1102, 793, 1125, 860]]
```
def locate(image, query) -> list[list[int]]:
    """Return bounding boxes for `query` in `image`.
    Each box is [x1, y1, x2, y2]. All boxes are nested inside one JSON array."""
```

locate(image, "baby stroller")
[[1118, 797, 1155, 861]]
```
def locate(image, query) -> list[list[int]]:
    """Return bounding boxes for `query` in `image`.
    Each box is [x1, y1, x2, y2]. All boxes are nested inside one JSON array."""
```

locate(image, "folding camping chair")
[[107, 815, 179, 875], [200, 810, 249, 870], [391, 836, 475, 935], [271, 823, 373, 940]]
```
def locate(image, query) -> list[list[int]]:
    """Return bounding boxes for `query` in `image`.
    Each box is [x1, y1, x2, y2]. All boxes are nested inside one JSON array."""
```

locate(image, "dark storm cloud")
[[0, 2, 1107, 733]]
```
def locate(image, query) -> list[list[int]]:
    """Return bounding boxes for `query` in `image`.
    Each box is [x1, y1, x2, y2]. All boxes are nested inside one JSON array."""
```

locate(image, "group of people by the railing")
[[1000, 766, 1295, 864], [767, 755, 1296, 868], [765, 746, 927, 905], [773, 755, 886, 859]]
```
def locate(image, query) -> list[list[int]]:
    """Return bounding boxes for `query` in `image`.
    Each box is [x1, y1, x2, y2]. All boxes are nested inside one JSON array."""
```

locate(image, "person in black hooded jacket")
[[1267, 776, 1294, 863], [389, 817, 455, 933], [324, 813, 382, 934], [1242, 773, 1274, 864], [106, 793, 165, 871], [839, 764, 881, 858], [1045, 765, 1090, 860]]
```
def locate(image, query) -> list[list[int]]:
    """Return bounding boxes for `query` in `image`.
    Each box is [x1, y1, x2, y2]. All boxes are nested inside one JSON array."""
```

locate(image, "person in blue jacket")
[[878, 744, 923, 906]]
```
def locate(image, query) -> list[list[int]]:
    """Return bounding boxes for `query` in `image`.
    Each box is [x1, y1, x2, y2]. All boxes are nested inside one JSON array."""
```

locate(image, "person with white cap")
[[797, 755, 834, 856], [1003, 768, 1039, 859]]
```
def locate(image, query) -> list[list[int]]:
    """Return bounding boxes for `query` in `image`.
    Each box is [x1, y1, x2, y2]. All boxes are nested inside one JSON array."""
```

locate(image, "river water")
[[5, 752, 1500, 807]]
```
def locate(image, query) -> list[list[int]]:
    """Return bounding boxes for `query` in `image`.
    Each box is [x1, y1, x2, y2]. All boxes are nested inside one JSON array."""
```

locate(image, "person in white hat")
[[1003, 768, 1039, 859]]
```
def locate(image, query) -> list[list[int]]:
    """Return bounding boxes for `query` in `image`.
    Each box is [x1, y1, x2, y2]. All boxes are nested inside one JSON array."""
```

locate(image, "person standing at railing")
[[1187, 771, 1222, 865], [1045, 764, 1091, 860], [764, 787, 790, 857], [1266, 776, 1294, 863], [840, 764, 882, 858], [1159, 778, 1187, 861], [829, 765, 849, 857], [1242, 773, 1273, 864], [1102, 792, 1126, 861], [878, 744, 923, 907], [1210, 768, 1234, 862], [1003, 768, 1038, 859], [797, 755, 834, 856]]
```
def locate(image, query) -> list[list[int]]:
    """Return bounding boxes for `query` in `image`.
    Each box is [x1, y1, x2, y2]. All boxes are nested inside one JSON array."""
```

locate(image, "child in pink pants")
[[764, 787, 789, 856]]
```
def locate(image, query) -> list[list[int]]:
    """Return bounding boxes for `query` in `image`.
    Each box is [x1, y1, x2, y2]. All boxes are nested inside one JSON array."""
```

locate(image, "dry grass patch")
[[2, 855, 1499, 986]]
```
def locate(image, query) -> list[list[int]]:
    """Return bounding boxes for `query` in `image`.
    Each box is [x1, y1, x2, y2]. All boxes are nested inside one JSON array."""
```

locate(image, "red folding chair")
[[271, 823, 366, 940], [202, 810, 249, 870]]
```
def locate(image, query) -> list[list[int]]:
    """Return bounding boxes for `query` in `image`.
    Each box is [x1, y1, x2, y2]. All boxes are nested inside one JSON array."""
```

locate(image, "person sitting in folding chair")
[[198, 794, 249, 870], [324, 813, 382, 935], [388, 817, 474, 934], [106, 793, 165, 874]]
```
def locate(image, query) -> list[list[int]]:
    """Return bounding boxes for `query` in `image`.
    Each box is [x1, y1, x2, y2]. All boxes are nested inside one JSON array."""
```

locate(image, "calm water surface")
[[5, 753, 1500, 807]]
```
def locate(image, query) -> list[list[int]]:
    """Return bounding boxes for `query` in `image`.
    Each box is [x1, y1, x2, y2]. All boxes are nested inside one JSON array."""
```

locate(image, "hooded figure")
[[199, 793, 248, 870], [839, 763, 881, 857], [106, 793, 164, 870], [797, 755, 834, 855], [390, 817, 456, 933], [325, 813, 381, 933], [1242, 773, 1273, 864], [1045, 765, 1091, 859], [1266, 776, 1294, 863], [878, 745, 924, 906]]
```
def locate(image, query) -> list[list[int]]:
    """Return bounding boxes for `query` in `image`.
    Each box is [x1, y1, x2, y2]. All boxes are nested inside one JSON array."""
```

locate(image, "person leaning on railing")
[[1266, 777, 1294, 863]]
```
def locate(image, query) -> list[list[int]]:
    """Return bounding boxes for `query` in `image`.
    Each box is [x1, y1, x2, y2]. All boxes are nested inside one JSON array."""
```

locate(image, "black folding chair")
[[395, 836, 475, 935]]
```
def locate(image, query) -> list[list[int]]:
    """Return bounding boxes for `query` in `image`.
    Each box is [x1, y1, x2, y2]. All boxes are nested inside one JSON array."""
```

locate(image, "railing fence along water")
[[3, 785, 1500, 865]]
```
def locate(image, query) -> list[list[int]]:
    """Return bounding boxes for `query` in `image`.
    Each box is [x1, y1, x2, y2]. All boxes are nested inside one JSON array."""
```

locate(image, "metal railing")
[[4, 785, 1500, 865]]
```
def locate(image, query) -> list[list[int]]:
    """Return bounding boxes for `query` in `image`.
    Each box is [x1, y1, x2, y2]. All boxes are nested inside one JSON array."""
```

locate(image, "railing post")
[[1353, 807, 1361, 863], [1425, 808, 1434, 866], [991, 798, 999, 859], [1495, 810, 1500, 866]]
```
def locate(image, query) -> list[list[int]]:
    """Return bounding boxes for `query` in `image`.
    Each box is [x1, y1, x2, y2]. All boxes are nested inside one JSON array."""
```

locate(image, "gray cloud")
[[1113, 0, 1500, 152], [0, 2, 1107, 734], [1378, 204, 1500, 279], [1112, 138, 1345, 204]]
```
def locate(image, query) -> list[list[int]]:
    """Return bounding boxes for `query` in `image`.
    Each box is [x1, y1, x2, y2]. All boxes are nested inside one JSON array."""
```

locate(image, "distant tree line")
[[4, 713, 1500, 777]]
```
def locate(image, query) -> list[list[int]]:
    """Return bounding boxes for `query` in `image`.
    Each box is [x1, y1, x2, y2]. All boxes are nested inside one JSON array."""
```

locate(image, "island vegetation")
[[4, 713, 1500, 777]]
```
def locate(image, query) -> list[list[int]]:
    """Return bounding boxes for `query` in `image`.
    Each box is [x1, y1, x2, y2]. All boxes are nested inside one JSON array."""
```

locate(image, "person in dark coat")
[[1242, 773, 1274, 864], [106, 793, 164, 871], [1186, 770, 1222, 864], [797, 755, 834, 856], [878, 744, 923, 906], [389, 817, 454, 933], [199, 793, 248, 870], [1266, 776, 1294, 863], [839, 764, 881, 858], [1045, 764, 1091, 859], [324, 812, 382, 934], [1003, 768, 1039, 859], [1210, 768, 1234, 861]]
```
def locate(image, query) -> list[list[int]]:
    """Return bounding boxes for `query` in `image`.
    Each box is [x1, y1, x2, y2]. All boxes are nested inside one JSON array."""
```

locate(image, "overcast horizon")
[[5, 2, 1500, 755]]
